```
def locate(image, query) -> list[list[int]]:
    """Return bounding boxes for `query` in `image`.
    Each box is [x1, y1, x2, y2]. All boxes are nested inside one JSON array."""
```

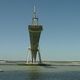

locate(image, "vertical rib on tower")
[[28, 3, 43, 63]]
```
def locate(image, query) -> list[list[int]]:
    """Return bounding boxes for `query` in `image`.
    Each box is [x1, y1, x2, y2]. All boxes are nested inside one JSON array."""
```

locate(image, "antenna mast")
[[32, 0, 38, 25]]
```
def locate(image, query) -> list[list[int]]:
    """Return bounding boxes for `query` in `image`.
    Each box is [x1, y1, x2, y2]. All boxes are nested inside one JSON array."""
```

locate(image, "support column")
[[38, 50, 42, 64]]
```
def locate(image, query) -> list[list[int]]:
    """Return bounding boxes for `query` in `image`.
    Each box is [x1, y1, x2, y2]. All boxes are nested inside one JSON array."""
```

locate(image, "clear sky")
[[0, 0, 80, 61]]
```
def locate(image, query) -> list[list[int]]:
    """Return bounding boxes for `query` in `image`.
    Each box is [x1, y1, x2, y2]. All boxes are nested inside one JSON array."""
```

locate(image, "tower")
[[28, 4, 43, 63]]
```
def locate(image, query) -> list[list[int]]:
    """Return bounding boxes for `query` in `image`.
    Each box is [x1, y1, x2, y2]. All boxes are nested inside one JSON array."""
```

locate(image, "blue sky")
[[0, 0, 80, 61]]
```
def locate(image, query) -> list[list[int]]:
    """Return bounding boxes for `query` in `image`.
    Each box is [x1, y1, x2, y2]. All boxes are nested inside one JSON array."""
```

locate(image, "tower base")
[[26, 48, 42, 64]]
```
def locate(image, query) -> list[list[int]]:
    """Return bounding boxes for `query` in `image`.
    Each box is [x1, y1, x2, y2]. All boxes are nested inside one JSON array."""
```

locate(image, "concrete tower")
[[28, 4, 43, 63]]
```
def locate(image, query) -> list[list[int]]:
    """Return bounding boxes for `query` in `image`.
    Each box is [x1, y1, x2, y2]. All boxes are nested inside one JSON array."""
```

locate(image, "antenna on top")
[[33, 3, 36, 18], [32, 0, 38, 25], [33, 0, 36, 13]]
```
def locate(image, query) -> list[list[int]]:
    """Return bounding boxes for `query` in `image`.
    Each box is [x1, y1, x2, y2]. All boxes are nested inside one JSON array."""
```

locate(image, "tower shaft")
[[28, 2, 43, 63], [28, 25, 42, 63]]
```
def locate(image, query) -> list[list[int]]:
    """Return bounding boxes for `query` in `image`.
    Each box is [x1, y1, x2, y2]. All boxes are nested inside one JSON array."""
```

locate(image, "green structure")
[[28, 5, 43, 63]]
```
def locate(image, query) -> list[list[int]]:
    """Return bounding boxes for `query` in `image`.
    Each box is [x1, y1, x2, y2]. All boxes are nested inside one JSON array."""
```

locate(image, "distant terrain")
[[0, 60, 80, 66]]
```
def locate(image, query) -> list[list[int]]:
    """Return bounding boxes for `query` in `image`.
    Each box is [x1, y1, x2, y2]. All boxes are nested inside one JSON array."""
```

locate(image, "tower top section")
[[32, 1, 38, 25]]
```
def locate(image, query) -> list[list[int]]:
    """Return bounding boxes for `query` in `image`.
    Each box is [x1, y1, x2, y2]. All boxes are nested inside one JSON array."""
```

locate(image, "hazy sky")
[[0, 0, 80, 61]]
